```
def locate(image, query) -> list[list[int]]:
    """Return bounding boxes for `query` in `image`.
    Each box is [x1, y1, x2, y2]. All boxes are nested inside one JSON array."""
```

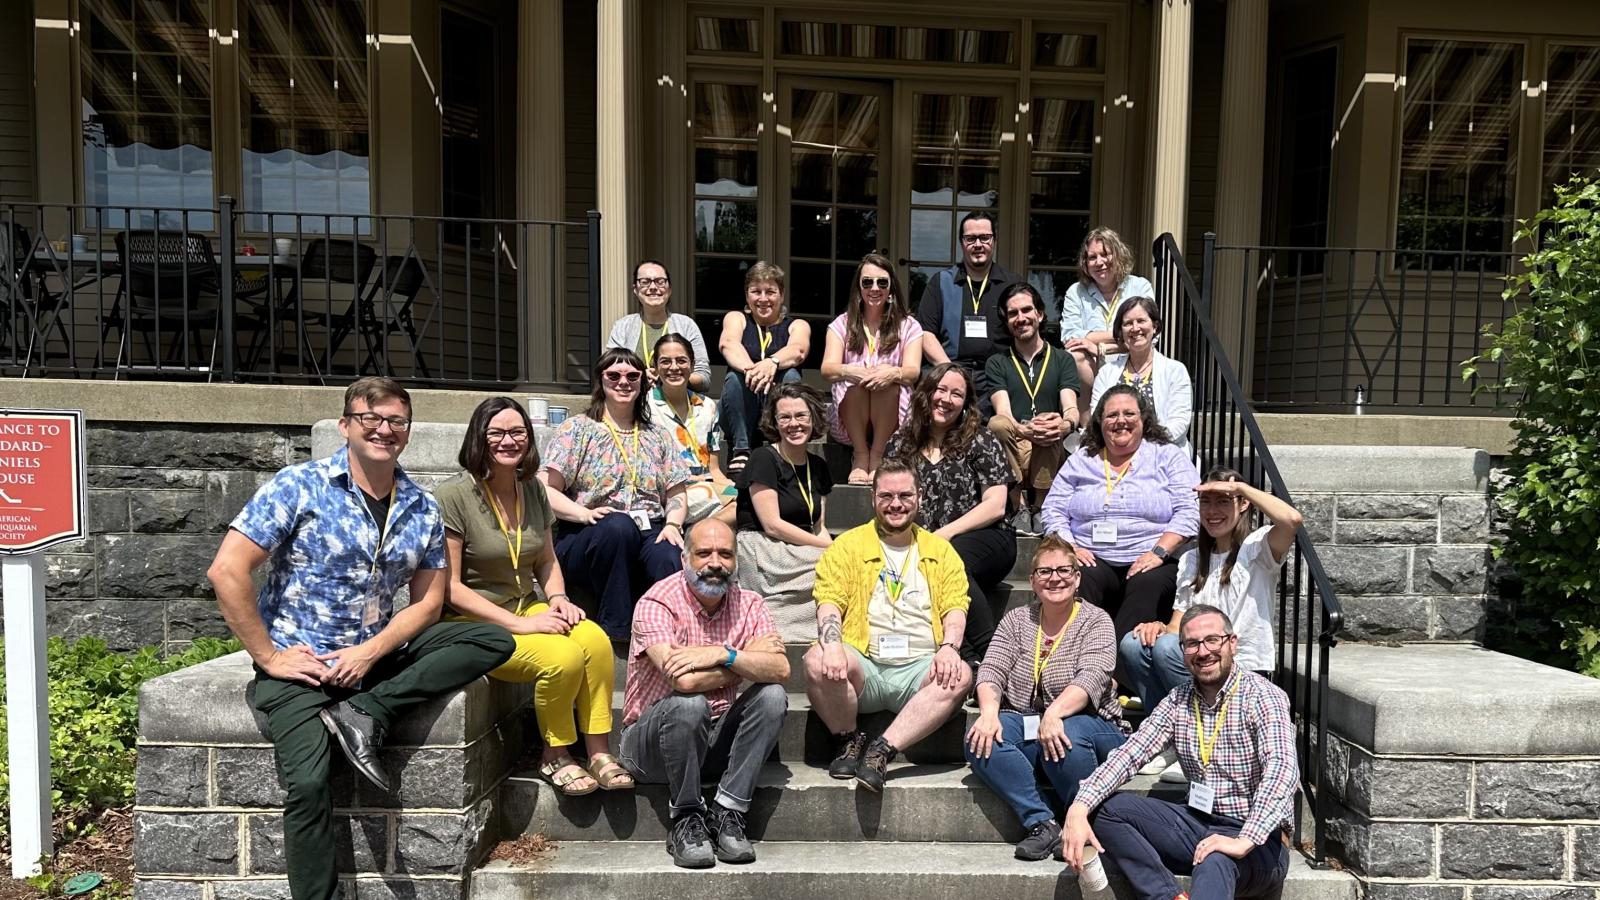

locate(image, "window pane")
[[791, 89, 836, 147], [1544, 44, 1600, 205], [1029, 213, 1088, 267], [1034, 31, 1099, 70], [695, 83, 759, 141], [695, 257, 753, 313], [442, 10, 499, 230], [911, 209, 952, 263], [790, 204, 833, 259], [693, 16, 760, 54], [1273, 46, 1336, 256], [787, 261, 832, 317], [841, 24, 894, 59], [697, 145, 758, 199], [696, 200, 757, 254], [836, 152, 879, 204], [780, 21, 837, 57], [836, 207, 878, 259]]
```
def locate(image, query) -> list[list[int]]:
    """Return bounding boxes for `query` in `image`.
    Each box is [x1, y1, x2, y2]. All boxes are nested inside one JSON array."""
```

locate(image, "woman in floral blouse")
[[884, 362, 1014, 667]]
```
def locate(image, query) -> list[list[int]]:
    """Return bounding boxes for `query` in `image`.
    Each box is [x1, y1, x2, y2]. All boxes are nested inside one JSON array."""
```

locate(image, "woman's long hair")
[[1076, 226, 1134, 287], [582, 347, 652, 427], [891, 363, 984, 462], [459, 397, 539, 481], [1189, 467, 1253, 594], [844, 252, 908, 356], [1079, 383, 1172, 455]]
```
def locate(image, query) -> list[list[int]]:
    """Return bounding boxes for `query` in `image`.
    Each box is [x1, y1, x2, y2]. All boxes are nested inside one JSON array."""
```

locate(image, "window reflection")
[[1543, 45, 1600, 205]]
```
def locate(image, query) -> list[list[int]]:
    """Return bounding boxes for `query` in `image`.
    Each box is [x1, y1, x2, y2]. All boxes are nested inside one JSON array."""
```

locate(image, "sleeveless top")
[[740, 314, 801, 373]]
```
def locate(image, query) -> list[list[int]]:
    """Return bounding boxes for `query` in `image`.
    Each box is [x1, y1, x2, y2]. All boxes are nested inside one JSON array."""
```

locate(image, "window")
[[692, 15, 760, 54], [1033, 30, 1100, 71], [239, 0, 371, 232], [1026, 96, 1095, 320], [691, 82, 760, 318], [441, 9, 498, 242], [80, 0, 215, 229], [1543, 44, 1600, 205], [1396, 38, 1521, 266], [778, 21, 1014, 65], [1273, 46, 1337, 261], [907, 91, 1004, 299]]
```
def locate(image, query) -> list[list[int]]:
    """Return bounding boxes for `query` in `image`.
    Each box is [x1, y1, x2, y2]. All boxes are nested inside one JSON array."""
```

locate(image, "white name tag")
[[1023, 714, 1041, 741], [962, 315, 988, 339], [628, 510, 653, 532], [1092, 521, 1119, 545], [877, 634, 911, 659], [1187, 780, 1215, 814], [361, 584, 382, 627]]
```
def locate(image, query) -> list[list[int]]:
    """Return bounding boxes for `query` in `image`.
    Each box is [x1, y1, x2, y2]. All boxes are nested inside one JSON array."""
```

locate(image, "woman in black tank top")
[[717, 261, 812, 473]]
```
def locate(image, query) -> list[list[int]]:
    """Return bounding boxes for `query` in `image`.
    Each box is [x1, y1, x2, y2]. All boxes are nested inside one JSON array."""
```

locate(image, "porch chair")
[[239, 237, 377, 381], [103, 230, 222, 378], [327, 253, 432, 378]]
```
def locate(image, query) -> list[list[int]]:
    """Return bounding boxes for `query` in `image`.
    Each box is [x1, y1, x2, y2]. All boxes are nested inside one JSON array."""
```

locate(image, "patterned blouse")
[[645, 386, 722, 478], [541, 414, 691, 520], [884, 426, 1014, 532]]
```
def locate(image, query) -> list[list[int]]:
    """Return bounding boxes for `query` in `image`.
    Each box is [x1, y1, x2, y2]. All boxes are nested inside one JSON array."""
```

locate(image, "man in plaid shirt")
[[618, 518, 790, 869], [1062, 604, 1297, 900]]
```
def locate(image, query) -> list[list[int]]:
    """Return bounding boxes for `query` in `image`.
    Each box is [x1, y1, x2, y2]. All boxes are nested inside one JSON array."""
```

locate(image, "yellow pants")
[[451, 604, 614, 747]]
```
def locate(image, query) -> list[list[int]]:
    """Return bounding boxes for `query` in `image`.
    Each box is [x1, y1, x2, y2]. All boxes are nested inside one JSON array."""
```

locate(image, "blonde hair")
[[1077, 227, 1134, 287], [744, 261, 786, 295]]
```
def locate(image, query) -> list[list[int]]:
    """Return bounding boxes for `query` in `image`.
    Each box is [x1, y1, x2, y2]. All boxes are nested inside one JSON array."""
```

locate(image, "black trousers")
[[1076, 555, 1180, 642], [949, 523, 1016, 668]]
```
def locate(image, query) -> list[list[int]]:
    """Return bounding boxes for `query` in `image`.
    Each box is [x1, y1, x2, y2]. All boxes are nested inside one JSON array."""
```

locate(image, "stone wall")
[[37, 423, 312, 653]]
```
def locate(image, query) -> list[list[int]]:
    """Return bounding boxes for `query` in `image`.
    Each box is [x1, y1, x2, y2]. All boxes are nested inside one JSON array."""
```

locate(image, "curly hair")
[[890, 363, 985, 463], [1079, 383, 1172, 455], [1076, 226, 1134, 287], [757, 382, 827, 444], [844, 253, 909, 357], [582, 348, 653, 427]]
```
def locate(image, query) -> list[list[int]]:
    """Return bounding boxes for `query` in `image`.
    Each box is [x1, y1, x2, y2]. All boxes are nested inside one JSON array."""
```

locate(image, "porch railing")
[[1, 197, 601, 389], [1207, 237, 1518, 412], [1153, 234, 1344, 864]]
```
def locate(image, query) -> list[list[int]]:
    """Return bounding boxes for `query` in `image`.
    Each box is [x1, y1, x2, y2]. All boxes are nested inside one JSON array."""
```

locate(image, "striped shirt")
[[976, 602, 1124, 725], [1075, 668, 1299, 845], [623, 572, 778, 726]]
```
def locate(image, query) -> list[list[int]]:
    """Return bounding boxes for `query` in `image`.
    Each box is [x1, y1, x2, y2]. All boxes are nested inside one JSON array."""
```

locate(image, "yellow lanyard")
[[787, 450, 815, 523], [479, 478, 525, 602], [1193, 677, 1239, 768], [1032, 601, 1081, 694], [965, 273, 990, 315], [757, 323, 773, 359], [1008, 345, 1052, 417], [366, 484, 398, 581], [878, 543, 917, 610], [864, 327, 881, 361], [1099, 285, 1123, 326], [639, 323, 665, 367], [604, 418, 642, 500], [1102, 449, 1134, 503]]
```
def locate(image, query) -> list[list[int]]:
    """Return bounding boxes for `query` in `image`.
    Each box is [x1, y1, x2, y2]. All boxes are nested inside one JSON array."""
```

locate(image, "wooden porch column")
[[32, 0, 76, 211], [1211, 0, 1268, 380], [520, 0, 566, 383], [596, 0, 638, 332], [1149, 0, 1193, 253]]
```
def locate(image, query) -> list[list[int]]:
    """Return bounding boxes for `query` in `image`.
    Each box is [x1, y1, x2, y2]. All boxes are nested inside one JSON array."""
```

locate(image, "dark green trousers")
[[251, 621, 515, 900]]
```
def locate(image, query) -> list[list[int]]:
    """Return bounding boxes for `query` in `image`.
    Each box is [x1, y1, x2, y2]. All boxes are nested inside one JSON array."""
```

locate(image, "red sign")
[[0, 409, 87, 555]]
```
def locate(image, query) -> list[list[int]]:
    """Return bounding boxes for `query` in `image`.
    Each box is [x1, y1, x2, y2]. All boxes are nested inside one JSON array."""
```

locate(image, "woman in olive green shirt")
[[437, 397, 632, 796]]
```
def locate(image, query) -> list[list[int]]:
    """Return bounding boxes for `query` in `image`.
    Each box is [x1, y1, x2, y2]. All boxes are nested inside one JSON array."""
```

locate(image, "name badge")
[[1023, 714, 1041, 741], [877, 634, 911, 659], [1187, 780, 1215, 815], [361, 584, 382, 628], [628, 510, 653, 532], [1092, 521, 1119, 545], [962, 315, 988, 339]]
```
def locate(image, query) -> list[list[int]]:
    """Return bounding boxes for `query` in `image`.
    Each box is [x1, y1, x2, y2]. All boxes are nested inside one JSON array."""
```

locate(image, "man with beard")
[[917, 211, 1025, 418], [619, 518, 791, 869], [805, 459, 972, 792], [1060, 605, 1297, 900]]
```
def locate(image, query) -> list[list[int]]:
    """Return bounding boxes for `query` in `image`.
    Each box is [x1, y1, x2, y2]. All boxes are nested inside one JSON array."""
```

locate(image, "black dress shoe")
[[319, 700, 390, 791]]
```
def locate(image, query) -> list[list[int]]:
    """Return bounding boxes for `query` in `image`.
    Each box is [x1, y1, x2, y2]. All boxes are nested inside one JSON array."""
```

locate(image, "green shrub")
[[1465, 176, 1600, 674], [0, 636, 241, 839]]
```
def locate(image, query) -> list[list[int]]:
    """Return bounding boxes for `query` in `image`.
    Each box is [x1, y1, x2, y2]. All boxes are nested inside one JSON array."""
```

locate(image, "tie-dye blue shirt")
[[230, 446, 446, 654]]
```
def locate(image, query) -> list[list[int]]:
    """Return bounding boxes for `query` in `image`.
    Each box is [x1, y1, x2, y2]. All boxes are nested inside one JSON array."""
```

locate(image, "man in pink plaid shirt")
[[619, 518, 790, 870], [1061, 604, 1298, 900]]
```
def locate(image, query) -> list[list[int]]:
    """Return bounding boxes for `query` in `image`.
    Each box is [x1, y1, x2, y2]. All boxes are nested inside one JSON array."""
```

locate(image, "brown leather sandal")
[[587, 753, 636, 791], [537, 754, 598, 796]]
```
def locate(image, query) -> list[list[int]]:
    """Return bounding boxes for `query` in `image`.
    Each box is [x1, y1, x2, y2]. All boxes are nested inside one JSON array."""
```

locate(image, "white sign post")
[[1, 408, 88, 879]]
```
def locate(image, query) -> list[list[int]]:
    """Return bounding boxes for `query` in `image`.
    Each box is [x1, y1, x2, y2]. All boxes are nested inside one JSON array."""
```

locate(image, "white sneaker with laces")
[[1159, 760, 1189, 784], [1138, 747, 1179, 776]]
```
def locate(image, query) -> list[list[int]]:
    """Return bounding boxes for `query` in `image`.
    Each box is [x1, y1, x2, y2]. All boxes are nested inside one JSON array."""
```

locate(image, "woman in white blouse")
[[1091, 297, 1192, 456]]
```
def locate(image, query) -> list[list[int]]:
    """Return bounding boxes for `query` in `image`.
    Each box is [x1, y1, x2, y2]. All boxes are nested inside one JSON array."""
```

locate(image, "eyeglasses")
[[961, 233, 996, 246], [634, 276, 670, 289], [1031, 566, 1081, 581], [603, 370, 642, 384], [860, 277, 891, 290], [776, 412, 812, 424], [345, 411, 412, 432], [1180, 634, 1235, 654], [874, 491, 915, 504], [657, 357, 692, 369], [486, 428, 529, 443]]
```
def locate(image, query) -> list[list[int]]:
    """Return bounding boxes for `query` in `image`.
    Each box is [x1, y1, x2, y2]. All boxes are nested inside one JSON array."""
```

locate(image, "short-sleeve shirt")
[[434, 471, 556, 611], [984, 343, 1082, 419], [884, 427, 1014, 532], [229, 446, 446, 656], [736, 445, 833, 533], [623, 573, 778, 725], [541, 415, 691, 519], [1175, 525, 1285, 673], [645, 387, 722, 478]]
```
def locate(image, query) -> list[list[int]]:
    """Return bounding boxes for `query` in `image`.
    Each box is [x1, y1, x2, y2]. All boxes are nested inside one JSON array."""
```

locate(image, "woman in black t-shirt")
[[734, 383, 834, 641]]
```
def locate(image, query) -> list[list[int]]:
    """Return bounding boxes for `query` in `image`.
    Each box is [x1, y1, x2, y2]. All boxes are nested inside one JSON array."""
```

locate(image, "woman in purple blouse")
[[1039, 384, 1198, 645]]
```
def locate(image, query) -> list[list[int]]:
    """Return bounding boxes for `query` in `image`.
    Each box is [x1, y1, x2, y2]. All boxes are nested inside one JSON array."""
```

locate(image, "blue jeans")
[[965, 710, 1127, 830], [721, 367, 803, 452], [555, 512, 683, 640], [1091, 792, 1289, 900], [1119, 631, 1189, 708]]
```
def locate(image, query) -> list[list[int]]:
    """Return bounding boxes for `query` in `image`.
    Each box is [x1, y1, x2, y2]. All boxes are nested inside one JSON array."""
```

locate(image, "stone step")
[[471, 841, 1358, 900], [499, 759, 1187, 844]]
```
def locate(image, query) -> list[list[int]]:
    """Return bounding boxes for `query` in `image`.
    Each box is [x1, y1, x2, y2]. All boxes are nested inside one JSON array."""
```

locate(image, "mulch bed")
[[0, 808, 134, 900]]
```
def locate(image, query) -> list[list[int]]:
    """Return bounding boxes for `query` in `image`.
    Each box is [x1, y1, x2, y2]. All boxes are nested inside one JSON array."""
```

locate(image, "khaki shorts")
[[988, 415, 1069, 491], [848, 645, 935, 714]]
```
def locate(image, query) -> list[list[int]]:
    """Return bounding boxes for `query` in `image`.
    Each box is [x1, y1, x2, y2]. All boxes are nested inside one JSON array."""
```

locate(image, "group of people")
[[204, 215, 1309, 900]]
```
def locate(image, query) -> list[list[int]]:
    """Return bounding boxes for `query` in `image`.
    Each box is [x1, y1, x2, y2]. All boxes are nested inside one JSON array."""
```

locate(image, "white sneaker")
[[1138, 747, 1178, 776], [1158, 760, 1189, 784]]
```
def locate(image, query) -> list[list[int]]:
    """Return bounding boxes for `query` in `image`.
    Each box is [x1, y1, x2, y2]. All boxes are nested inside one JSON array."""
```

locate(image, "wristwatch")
[[1151, 545, 1171, 560]]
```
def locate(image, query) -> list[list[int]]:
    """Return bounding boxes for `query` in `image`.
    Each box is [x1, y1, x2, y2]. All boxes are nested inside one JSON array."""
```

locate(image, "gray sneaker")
[[666, 811, 715, 869], [707, 802, 756, 863], [1010, 508, 1040, 537]]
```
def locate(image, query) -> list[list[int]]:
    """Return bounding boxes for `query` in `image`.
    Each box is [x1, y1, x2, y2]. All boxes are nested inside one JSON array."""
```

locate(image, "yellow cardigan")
[[812, 522, 971, 654]]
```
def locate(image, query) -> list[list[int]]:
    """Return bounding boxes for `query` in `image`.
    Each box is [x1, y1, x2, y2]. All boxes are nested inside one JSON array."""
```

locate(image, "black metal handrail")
[[1152, 233, 1344, 864], [1, 198, 602, 389]]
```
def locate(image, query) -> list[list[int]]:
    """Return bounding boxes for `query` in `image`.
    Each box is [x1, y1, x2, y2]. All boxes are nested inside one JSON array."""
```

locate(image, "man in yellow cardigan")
[[803, 458, 972, 793]]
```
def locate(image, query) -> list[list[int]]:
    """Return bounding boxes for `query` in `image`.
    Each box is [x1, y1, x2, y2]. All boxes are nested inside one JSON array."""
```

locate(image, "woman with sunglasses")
[[606, 260, 711, 390], [540, 349, 691, 641], [822, 253, 924, 484], [734, 383, 834, 641], [965, 535, 1126, 862], [436, 397, 633, 796], [646, 333, 737, 526]]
